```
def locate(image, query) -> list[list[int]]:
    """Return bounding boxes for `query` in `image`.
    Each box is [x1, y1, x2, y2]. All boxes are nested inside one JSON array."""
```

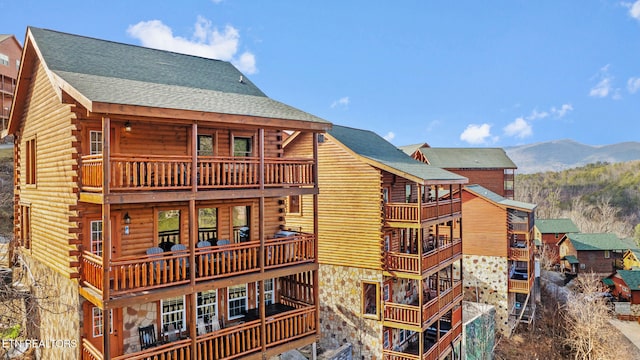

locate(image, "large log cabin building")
[[3, 27, 330, 359]]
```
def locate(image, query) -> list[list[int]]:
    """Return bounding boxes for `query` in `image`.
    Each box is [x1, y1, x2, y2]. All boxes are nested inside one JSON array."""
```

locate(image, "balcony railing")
[[386, 239, 462, 275], [82, 305, 316, 360], [80, 154, 315, 192], [381, 319, 462, 360], [81, 234, 316, 296], [509, 246, 530, 261], [383, 282, 462, 329], [509, 275, 534, 294], [384, 199, 461, 224]]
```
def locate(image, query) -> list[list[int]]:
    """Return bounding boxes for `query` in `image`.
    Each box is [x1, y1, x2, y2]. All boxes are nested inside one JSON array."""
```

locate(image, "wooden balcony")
[[386, 239, 462, 275], [80, 234, 315, 297], [384, 199, 461, 224], [80, 154, 315, 192], [509, 245, 531, 261], [383, 282, 462, 329], [509, 275, 534, 294], [82, 305, 316, 360], [381, 317, 462, 360]]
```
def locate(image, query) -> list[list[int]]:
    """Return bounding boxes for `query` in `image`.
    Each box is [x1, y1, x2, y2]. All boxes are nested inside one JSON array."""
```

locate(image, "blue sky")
[[2, 1, 640, 147]]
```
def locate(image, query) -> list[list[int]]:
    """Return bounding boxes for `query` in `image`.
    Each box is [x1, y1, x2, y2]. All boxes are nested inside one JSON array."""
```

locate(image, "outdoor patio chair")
[[146, 247, 165, 273], [170, 243, 189, 271], [138, 324, 158, 350]]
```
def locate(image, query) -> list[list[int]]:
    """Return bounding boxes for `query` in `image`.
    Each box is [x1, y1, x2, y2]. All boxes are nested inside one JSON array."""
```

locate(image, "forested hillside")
[[515, 160, 640, 239]]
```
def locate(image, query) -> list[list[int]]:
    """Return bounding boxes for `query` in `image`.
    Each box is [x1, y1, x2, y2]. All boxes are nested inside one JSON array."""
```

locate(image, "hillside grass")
[[0, 148, 11, 160]]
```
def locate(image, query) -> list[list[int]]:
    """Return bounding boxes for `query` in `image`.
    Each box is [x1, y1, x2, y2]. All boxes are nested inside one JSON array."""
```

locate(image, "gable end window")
[[26, 138, 36, 185]]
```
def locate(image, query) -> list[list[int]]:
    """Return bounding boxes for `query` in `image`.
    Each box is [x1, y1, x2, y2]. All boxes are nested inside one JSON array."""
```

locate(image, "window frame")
[[227, 284, 248, 320], [288, 195, 301, 215], [197, 133, 216, 156], [25, 137, 36, 185], [361, 280, 380, 319], [90, 220, 103, 256], [232, 133, 255, 157], [161, 296, 186, 333], [89, 130, 103, 155], [196, 290, 218, 324], [604, 250, 610, 259], [92, 307, 113, 337], [256, 279, 274, 306]]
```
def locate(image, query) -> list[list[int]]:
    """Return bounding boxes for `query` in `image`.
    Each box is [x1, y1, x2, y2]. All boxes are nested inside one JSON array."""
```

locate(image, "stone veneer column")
[[461, 255, 510, 336], [318, 264, 383, 359]]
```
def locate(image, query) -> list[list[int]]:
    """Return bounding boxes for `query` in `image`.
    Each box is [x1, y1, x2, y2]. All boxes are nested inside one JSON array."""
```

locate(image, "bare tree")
[[562, 273, 625, 360]]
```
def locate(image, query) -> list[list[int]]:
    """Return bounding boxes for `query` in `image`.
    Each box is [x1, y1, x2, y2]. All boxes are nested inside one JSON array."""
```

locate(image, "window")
[[405, 184, 412, 203], [161, 297, 186, 333], [257, 279, 274, 306], [580, 263, 586, 270], [20, 205, 31, 249], [383, 329, 390, 349], [383, 282, 391, 302], [604, 250, 610, 259], [233, 137, 252, 157], [90, 131, 102, 155], [362, 281, 380, 319], [158, 209, 180, 247], [233, 206, 250, 242], [16, 59, 20, 70], [25, 138, 36, 185], [198, 208, 217, 243], [228, 284, 248, 320], [90, 220, 103, 256], [196, 290, 217, 324], [382, 187, 390, 203], [0, 53, 8, 66], [197, 135, 214, 156], [91, 307, 113, 337], [399, 329, 406, 343], [288, 195, 301, 214]]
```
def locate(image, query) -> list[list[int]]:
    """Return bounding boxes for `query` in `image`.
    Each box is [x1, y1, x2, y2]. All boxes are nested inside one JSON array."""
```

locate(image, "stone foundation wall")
[[632, 303, 640, 318], [122, 302, 158, 354], [18, 255, 81, 359], [318, 264, 382, 359], [462, 255, 509, 336]]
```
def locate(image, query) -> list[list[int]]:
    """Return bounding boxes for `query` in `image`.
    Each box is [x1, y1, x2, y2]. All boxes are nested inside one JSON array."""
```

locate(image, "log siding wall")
[[461, 191, 507, 257], [16, 59, 79, 276]]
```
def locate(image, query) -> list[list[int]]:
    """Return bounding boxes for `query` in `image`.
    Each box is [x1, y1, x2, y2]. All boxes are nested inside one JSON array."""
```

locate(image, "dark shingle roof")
[[536, 219, 580, 234], [464, 184, 536, 211], [411, 147, 517, 169], [564, 233, 637, 251], [328, 125, 467, 183], [29, 27, 329, 125]]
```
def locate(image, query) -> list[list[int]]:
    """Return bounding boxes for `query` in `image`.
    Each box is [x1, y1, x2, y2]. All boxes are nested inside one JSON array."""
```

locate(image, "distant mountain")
[[504, 139, 640, 173]]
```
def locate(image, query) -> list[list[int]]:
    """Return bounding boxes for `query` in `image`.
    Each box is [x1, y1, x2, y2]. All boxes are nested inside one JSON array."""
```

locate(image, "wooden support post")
[[312, 132, 321, 334], [258, 128, 267, 355], [102, 116, 111, 359]]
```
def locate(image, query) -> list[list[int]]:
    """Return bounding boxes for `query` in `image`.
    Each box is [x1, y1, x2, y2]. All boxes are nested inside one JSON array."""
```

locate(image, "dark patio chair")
[[138, 324, 158, 350]]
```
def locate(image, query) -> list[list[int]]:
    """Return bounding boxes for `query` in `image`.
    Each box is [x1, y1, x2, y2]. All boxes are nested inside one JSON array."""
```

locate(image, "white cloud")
[[526, 109, 549, 121], [330, 96, 350, 109], [127, 16, 257, 74], [504, 117, 533, 139], [550, 103, 573, 118], [590, 77, 613, 98], [628, 77, 640, 93], [460, 123, 493, 145], [631, 0, 640, 20], [383, 132, 395, 141]]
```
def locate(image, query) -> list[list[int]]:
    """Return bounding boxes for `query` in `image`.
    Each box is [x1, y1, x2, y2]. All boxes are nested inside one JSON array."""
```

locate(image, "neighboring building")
[[284, 125, 467, 359], [5, 27, 331, 359], [0, 34, 22, 139], [557, 233, 636, 274], [603, 270, 640, 318], [461, 185, 537, 336], [623, 249, 640, 270], [534, 219, 580, 264], [400, 145, 517, 199]]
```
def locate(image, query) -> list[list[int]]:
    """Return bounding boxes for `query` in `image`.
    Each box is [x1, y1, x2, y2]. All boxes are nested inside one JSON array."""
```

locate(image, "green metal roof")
[[601, 278, 614, 286], [536, 219, 580, 234], [328, 125, 468, 184], [464, 184, 536, 211], [29, 27, 330, 125], [563, 255, 579, 264], [564, 233, 638, 251], [617, 270, 640, 290], [407, 147, 517, 169]]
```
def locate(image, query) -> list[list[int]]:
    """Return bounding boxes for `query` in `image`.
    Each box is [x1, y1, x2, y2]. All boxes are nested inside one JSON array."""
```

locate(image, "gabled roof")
[[536, 219, 580, 234], [405, 147, 517, 169], [398, 143, 428, 155], [464, 184, 536, 211], [562, 255, 579, 264], [8, 27, 330, 134], [559, 233, 637, 251], [327, 125, 468, 185], [616, 270, 640, 291]]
